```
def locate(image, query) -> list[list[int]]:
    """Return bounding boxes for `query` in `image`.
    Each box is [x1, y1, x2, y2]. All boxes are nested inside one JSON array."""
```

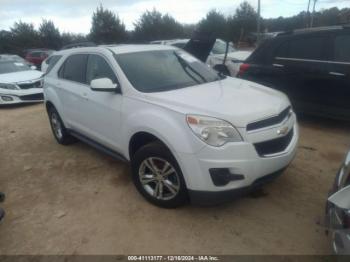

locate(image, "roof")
[[51, 44, 179, 56], [277, 25, 350, 37]]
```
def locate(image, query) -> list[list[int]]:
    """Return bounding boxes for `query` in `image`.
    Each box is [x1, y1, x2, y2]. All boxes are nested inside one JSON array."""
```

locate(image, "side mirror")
[[328, 185, 350, 209], [90, 78, 118, 92], [30, 65, 37, 70]]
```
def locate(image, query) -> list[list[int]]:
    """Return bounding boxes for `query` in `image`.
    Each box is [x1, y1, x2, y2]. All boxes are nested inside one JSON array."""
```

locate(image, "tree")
[[227, 1, 258, 42], [39, 19, 61, 49], [0, 30, 14, 53], [133, 9, 184, 41], [198, 10, 228, 40], [89, 5, 127, 44], [11, 21, 40, 52], [61, 32, 88, 46]]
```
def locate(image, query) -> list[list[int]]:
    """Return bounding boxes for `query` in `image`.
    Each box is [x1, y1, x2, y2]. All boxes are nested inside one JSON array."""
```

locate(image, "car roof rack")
[[276, 25, 346, 37], [60, 42, 96, 50]]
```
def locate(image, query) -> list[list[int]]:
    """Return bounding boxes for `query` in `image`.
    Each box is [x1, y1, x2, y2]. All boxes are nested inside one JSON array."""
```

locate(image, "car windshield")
[[0, 61, 31, 74], [115, 50, 222, 93], [212, 40, 236, 55]]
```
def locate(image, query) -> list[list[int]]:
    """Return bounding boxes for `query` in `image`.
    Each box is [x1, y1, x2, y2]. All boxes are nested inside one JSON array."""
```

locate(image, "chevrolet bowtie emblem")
[[277, 126, 289, 135]]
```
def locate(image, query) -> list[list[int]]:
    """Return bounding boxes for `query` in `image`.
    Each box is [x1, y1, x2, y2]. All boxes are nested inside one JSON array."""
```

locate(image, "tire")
[[131, 142, 188, 208], [47, 106, 76, 145]]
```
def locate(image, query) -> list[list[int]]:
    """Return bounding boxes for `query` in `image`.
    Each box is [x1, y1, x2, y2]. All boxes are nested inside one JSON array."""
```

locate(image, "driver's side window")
[[86, 54, 117, 85]]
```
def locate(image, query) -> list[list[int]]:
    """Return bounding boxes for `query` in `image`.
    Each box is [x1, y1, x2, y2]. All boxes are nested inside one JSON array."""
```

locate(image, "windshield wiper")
[[173, 52, 207, 84]]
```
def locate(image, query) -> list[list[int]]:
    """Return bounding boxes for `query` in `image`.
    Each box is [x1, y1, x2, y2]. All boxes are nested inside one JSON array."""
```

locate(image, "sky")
[[0, 0, 349, 34]]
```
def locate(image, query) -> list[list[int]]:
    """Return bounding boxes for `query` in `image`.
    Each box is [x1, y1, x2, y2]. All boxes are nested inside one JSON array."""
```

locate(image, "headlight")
[[0, 83, 18, 90], [186, 115, 243, 147]]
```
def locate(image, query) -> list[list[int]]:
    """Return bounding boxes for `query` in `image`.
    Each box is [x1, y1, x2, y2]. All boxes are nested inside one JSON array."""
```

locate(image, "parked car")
[[41, 53, 62, 73], [0, 60, 44, 105], [0, 54, 36, 68], [238, 25, 350, 120], [326, 151, 350, 254], [25, 49, 53, 68], [44, 45, 298, 207], [152, 38, 252, 76]]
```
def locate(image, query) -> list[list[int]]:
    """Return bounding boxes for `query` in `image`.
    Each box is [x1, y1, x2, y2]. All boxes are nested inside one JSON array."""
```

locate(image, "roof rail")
[[60, 42, 96, 50]]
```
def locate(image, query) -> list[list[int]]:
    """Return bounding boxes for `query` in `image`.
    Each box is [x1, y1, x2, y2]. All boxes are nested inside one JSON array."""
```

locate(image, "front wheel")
[[131, 142, 188, 208]]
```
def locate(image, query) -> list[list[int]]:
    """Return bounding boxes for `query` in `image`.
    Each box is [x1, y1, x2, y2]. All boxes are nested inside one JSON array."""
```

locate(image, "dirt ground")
[[0, 103, 350, 255]]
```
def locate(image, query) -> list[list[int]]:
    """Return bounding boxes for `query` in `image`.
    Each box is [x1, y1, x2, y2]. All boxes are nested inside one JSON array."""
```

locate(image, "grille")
[[18, 80, 42, 89], [20, 93, 44, 101], [247, 106, 291, 131], [254, 128, 294, 156]]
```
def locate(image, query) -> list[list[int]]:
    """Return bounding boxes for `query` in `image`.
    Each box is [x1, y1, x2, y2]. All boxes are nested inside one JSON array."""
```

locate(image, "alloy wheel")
[[139, 157, 180, 200]]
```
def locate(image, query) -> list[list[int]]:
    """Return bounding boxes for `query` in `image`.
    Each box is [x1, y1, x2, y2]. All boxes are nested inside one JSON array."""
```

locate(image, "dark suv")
[[238, 26, 350, 120]]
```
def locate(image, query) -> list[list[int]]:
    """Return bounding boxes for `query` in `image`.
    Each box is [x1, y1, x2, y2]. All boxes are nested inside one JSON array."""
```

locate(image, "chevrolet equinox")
[[44, 45, 299, 208]]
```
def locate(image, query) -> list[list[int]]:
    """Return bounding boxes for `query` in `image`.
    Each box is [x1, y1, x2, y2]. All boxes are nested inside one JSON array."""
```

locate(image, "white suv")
[[44, 45, 298, 208]]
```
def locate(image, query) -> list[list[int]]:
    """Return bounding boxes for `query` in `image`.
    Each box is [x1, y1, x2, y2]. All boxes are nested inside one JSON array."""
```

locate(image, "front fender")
[[122, 102, 205, 160]]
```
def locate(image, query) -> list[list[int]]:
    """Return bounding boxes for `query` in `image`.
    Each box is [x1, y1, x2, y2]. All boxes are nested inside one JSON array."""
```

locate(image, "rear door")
[[273, 33, 330, 112], [57, 53, 89, 134], [326, 30, 350, 118]]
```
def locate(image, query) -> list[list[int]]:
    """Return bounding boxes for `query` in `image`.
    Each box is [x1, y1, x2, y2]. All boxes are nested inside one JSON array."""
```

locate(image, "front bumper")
[[189, 168, 286, 205], [0, 89, 44, 105], [176, 119, 298, 204]]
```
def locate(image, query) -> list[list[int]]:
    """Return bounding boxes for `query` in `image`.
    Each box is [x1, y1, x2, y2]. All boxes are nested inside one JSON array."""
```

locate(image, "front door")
[[79, 53, 123, 152]]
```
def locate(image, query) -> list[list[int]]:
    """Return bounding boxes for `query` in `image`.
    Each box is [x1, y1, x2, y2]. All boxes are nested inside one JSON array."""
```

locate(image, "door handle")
[[273, 63, 284, 68], [329, 72, 345, 76]]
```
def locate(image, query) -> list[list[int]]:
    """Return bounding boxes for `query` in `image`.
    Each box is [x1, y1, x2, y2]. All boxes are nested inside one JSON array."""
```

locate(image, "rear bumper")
[[189, 168, 285, 205]]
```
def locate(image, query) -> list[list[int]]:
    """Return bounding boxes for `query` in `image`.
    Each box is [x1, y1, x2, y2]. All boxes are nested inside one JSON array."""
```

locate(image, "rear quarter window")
[[59, 54, 88, 84], [46, 55, 62, 74]]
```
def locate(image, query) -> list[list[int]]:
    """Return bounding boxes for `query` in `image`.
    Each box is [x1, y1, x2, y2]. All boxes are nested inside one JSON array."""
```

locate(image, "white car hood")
[[143, 77, 290, 128], [0, 70, 43, 84]]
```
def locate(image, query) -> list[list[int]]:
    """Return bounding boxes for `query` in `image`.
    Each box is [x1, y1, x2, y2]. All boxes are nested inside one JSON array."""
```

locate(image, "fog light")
[[1, 96, 13, 101], [209, 168, 245, 186]]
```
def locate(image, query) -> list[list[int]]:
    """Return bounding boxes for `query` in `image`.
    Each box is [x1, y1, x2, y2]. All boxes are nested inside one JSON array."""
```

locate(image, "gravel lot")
[[0, 103, 350, 255]]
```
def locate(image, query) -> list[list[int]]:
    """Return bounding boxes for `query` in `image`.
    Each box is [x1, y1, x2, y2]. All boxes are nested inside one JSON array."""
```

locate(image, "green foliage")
[[198, 10, 228, 40], [89, 5, 127, 44], [0, 4, 349, 55], [11, 21, 41, 52], [228, 1, 258, 42], [133, 9, 185, 41], [39, 19, 61, 49], [61, 32, 88, 46]]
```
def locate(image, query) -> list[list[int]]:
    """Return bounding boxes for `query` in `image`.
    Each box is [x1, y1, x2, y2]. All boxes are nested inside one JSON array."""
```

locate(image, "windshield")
[[115, 50, 222, 93], [0, 61, 31, 74], [212, 40, 236, 55]]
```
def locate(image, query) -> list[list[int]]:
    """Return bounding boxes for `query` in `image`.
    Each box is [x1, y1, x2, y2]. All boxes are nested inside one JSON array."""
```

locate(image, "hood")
[[214, 51, 252, 62], [183, 31, 216, 63], [0, 70, 43, 84], [143, 77, 290, 128]]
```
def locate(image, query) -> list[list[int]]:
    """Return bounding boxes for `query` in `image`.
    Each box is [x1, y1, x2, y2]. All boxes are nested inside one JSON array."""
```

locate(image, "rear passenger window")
[[288, 36, 325, 60], [86, 55, 117, 85], [334, 35, 350, 62], [61, 54, 88, 84], [46, 55, 62, 74]]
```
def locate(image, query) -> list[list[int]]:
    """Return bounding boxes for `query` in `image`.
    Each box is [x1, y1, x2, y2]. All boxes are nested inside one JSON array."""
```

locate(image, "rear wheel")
[[131, 142, 188, 208], [48, 106, 76, 145]]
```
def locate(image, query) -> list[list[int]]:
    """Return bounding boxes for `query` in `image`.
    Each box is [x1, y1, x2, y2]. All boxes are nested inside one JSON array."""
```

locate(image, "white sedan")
[[0, 60, 44, 105]]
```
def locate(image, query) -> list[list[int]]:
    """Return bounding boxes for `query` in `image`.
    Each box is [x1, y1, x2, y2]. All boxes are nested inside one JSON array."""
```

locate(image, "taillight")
[[238, 63, 250, 77]]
